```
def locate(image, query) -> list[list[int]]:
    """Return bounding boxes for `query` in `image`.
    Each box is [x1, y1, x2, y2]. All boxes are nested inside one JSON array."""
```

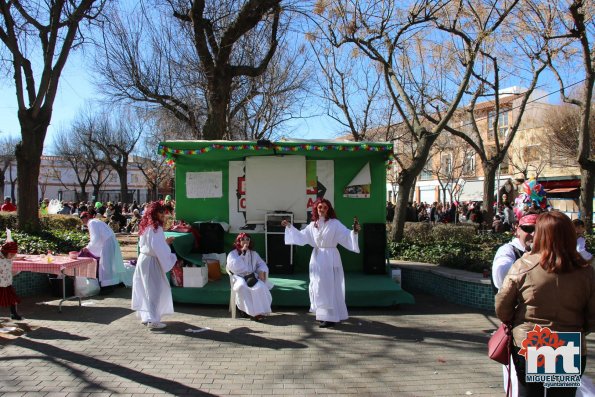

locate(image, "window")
[[130, 174, 139, 183], [440, 153, 453, 174], [488, 110, 510, 139], [463, 153, 476, 175], [420, 164, 433, 180]]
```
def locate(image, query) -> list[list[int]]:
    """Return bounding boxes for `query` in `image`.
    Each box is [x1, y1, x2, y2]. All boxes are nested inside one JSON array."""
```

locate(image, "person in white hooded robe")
[[131, 201, 177, 330], [282, 198, 360, 328], [226, 233, 273, 321], [79, 211, 126, 288]]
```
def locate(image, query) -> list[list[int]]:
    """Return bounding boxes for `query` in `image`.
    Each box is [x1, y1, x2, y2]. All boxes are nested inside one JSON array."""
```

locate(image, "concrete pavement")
[[0, 288, 593, 396]]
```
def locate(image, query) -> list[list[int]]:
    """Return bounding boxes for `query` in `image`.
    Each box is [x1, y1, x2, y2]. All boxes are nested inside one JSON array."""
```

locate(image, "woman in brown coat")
[[496, 211, 595, 396]]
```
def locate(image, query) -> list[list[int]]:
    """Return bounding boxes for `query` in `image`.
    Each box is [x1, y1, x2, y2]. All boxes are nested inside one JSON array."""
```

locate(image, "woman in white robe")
[[80, 212, 126, 287], [227, 233, 273, 320], [282, 198, 360, 328], [131, 202, 177, 330]]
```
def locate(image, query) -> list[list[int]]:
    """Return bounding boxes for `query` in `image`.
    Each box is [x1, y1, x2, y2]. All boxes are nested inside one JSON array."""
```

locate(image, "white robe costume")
[[284, 217, 359, 322], [86, 218, 126, 287], [131, 226, 177, 323], [226, 249, 273, 317]]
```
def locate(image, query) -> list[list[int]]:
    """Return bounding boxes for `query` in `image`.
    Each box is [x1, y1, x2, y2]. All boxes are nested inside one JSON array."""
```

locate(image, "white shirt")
[[492, 238, 526, 290]]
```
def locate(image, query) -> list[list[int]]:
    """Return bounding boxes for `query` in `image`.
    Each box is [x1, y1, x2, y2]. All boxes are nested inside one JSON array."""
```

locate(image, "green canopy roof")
[[158, 140, 395, 164]]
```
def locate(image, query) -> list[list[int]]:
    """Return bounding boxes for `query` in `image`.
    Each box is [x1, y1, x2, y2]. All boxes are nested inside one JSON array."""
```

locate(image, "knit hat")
[[94, 202, 103, 209], [165, 195, 172, 202], [519, 214, 538, 226], [1, 241, 18, 256]]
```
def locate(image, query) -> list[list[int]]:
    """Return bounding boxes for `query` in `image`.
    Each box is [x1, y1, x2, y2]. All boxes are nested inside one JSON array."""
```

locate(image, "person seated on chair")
[[226, 233, 273, 321]]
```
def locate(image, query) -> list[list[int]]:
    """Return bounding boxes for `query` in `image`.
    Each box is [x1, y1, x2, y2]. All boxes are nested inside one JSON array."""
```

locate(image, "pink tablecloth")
[[12, 255, 97, 278]]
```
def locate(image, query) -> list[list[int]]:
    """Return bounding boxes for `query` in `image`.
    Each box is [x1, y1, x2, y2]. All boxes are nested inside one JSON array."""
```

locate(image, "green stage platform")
[[166, 231, 415, 307], [171, 273, 415, 307]]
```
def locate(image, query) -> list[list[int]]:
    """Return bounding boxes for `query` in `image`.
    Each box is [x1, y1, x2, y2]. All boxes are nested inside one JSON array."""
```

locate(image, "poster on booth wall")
[[343, 162, 371, 198], [228, 160, 334, 233]]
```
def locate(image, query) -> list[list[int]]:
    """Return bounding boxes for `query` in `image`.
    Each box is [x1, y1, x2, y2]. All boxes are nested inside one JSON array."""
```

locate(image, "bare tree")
[[89, 163, 112, 204], [428, 134, 476, 204], [82, 108, 144, 202], [542, 0, 595, 230], [0, 136, 19, 201], [319, 0, 517, 241], [308, 31, 396, 141], [507, 144, 548, 181], [0, 0, 107, 231], [426, 1, 551, 222], [134, 116, 176, 202], [227, 40, 310, 140], [96, 2, 206, 136], [545, 102, 595, 163], [53, 125, 107, 202]]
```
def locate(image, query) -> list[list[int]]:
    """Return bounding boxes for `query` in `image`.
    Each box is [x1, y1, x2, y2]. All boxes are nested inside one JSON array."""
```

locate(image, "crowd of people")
[[0, 195, 175, 235]]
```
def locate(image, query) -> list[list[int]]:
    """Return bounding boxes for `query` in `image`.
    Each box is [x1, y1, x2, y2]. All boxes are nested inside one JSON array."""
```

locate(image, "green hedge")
[[0, 212, 82, 231], [390, 223, 511, 273], [0, 229, 89, 255]]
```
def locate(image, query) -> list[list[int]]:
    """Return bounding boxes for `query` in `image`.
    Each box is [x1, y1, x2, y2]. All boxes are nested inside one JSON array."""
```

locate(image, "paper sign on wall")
[[186, 171, 223, 198]]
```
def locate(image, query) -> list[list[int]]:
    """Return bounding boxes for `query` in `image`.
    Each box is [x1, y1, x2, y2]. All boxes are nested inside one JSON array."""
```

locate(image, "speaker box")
[[196, 222, 225, 254], [363, 223, 387, 274], [267, 233, 293, 274]]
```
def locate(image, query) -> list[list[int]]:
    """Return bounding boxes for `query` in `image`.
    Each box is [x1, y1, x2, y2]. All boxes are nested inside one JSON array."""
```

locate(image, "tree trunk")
[[390, 132, 439, 241], [10, 182, 16, 204], [408, 177, 416, 202], [482, 163, 498, 228], [579, 167, 595, 233], [79, 186, 88, 203], [118, 167, 128, 203], [391, 175, 415, 241], [16, 110, 50, 232], [202, 77, 232, 140], [0, 170, 5, 201]]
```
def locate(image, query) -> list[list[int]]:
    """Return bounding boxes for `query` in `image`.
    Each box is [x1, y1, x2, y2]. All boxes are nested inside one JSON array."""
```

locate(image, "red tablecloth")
[[12, 255, 97, 278]]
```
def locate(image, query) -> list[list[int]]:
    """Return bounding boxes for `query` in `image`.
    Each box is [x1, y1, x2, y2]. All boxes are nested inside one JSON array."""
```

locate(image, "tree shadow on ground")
[[25, 326, 89, 341], [166, 321, 308, 350], [2, 338, 217, 396], [24, 305, 133, 325]]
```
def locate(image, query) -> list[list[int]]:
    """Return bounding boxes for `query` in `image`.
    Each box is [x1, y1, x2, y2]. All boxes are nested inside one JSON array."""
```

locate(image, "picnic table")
[[12, 255, 97, 312]]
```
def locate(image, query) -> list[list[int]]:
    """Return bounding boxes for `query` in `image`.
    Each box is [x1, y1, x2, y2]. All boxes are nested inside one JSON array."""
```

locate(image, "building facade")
[[2, 155, 173, 205]]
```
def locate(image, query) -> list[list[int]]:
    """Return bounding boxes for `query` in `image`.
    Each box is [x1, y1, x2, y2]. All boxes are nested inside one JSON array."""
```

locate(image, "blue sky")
[[0, 50, 341, 152]]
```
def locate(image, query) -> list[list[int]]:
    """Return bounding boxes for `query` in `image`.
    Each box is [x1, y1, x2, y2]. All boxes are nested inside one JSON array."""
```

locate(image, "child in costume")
[[0, 239, 22, 320]]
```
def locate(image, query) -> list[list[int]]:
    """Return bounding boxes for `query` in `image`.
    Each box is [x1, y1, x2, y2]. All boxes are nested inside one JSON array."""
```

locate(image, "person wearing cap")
[[492, 213, 538, 290], [0, 197, 16, 212], [79, 211, 126, 290], [491, 212, 537, 397], [0, 240, 22, 320], [39, 198, 50, 215]]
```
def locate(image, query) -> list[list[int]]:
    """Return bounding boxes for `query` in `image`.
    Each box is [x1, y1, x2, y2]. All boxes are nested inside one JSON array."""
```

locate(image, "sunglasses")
[[519, 225, 535, 234]]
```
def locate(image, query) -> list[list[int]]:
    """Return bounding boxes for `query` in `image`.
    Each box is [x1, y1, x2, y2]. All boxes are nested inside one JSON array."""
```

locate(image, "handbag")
[[243, 274, 258, 287], [488, 322, 513, 365]]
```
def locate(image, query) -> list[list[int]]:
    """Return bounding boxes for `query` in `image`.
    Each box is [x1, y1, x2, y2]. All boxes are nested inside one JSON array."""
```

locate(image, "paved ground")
[[1, 287, 593, 397]]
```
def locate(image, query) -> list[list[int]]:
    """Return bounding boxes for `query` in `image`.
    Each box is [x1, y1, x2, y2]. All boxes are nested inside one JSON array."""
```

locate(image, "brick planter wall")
[[393, 260, 495, 311]]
